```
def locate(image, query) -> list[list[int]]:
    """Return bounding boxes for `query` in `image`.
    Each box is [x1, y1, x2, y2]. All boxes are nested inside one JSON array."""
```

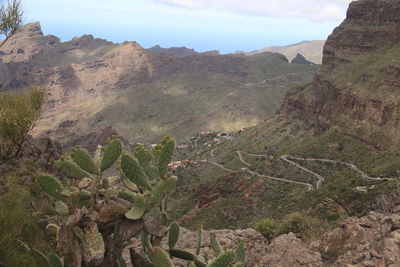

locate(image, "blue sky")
[[23, 0, 352, 53]]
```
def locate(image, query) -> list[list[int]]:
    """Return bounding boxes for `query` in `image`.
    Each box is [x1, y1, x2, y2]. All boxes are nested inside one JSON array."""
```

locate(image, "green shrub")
[[255, 213, 325, 243], [0, 87, 44, 163], [254, 218, 279, 240], [278, 212, 324, 242], [0, 174, 51, 267]]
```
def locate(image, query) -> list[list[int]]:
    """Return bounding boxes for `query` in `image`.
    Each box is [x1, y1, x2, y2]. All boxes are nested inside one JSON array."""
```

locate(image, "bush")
[[279, 212, 324, 242], [254, 218, 279, 240], [0, 174, 50, 267], [255, 213, 325, 243], [0, 87, 44, 163]]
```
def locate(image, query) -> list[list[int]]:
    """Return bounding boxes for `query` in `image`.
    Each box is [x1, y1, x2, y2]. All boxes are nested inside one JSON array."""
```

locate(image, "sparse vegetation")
[[0, 0, 24, 48], [0, 174, 50, 267], [0, 87, 44, 163], [254, 218, 279, 240]]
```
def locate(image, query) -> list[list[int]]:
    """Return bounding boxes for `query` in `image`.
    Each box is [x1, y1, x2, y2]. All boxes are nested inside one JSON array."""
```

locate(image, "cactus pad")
[[36, 174, 66, 201], [146, 176, 177, 209], [150, 247, 175, 267], [168, 221, 180, 250], [207, 251, 235, 267], [121, 153, 152, 191], [158, 138, 175, 178], [71, 148, 98, 174], [56, 158, 90, 179], [100, 138, 122, 171], [124, 194, 146, 220]]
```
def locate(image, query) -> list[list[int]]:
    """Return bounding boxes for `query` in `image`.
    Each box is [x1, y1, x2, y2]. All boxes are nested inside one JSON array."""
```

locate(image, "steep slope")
[[281, 0, 400, 148], [0, 22, 60, 63], [247, 40, 326, 64], [0, 23, 318, 148], [171, 0, 400, 230]]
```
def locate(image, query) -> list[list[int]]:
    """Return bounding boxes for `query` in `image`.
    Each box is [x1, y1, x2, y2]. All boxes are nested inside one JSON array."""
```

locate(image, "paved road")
[[281, 155, 325, 189], [200, 150, 395, 192]]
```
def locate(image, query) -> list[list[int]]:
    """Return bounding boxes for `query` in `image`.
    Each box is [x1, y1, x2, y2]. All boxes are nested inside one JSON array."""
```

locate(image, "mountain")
[[247, 40, 325, 64], [147, 45, 220, 56], [147, 45, 198, 56], [170, 0, 400, 231], [291, 53, 314, 65], [0, 23, 318, 149]]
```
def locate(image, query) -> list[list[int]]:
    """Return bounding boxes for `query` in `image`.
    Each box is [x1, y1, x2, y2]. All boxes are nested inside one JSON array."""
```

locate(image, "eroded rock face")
[[0, 22, 60, 63], [311, 211, 400, 266], [323, 0, 400, 66], [280, 0, 400, 147], [265, 233, 323, 267]]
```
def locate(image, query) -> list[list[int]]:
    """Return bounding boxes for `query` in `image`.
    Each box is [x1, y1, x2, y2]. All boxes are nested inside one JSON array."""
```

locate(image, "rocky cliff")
[[0, 22, 60, 63], [281, 0, 400, 148], [323, 0, 400, 66]]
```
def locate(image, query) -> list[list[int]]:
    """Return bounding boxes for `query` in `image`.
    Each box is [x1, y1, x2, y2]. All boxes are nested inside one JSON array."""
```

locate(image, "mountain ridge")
[[246, 40, 325, 64], [0, 22, 318, 150]]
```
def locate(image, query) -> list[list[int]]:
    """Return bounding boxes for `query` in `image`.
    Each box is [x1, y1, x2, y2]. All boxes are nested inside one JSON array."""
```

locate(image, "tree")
[[0, 0, 24, 48]]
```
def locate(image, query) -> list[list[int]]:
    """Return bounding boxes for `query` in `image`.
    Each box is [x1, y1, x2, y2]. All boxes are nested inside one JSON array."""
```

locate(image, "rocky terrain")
[[126, 209, 400, 266], [281, 0, 400, 148], [166, 0, 400, 245], [247, 40, 326, 64], [0, 23, 318, 149]]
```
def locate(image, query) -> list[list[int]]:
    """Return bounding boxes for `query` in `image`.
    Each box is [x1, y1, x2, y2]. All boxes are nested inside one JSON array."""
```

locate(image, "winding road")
[[200, 149, 395, 192]]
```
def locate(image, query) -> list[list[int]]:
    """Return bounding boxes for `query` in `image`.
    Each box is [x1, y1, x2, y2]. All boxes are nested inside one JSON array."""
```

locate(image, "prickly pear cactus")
[[35, 137, 182, 266]]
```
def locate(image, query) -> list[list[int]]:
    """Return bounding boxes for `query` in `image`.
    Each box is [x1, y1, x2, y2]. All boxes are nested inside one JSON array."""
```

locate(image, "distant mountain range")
[[147, 45, 219, 56], [245, 40, 325, 64], [147, 41, 325, 64]]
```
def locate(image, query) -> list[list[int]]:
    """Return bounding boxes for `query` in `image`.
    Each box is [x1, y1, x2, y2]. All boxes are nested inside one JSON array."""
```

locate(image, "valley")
[[0, 23, 318, 150], [1, 0, 400, 266]]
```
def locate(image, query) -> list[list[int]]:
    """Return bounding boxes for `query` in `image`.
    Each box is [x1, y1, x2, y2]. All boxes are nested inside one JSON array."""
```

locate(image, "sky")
[[22, 0, 353, 54]]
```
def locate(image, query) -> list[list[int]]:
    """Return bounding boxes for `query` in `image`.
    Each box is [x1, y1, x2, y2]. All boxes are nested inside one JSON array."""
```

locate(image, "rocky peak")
[[323, 0, 400, 66], [291, 53, 313, 64], [0, 21, 60, 63]]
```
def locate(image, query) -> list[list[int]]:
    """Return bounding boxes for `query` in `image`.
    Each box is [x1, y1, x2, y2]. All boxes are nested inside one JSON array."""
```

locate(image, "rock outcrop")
[[291, 53, 314, 65], [311, 210, 400, 266], [126, 209, 400, 266], [280, 0, 400, 147], [323, 0, 400, 66], [265, 233, 323, 266], [0, 22, 60, 63]]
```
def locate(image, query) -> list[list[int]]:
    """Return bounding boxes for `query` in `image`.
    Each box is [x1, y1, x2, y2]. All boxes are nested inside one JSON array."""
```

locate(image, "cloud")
[[153, 0, 353, 21]]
